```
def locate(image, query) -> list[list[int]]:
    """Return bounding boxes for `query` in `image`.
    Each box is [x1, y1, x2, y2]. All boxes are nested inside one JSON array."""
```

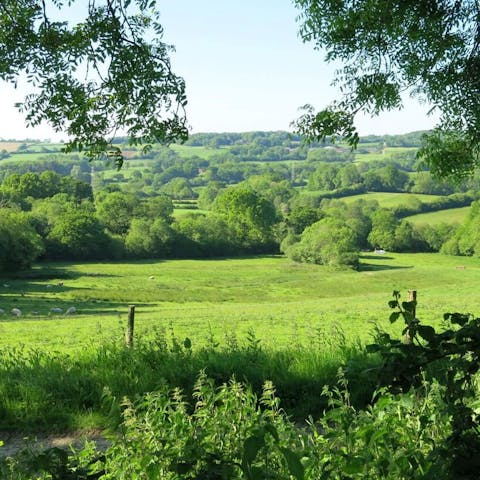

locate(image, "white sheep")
[[50, 307, 63, 314], [11, 308, 22, 317], [65, 306, 76, 315], [3, 283, 9, 288], [0, 308, 4, 315]]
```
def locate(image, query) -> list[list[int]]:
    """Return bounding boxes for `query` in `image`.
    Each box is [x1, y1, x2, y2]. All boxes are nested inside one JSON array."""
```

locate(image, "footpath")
[[0, 430, 110, 458]]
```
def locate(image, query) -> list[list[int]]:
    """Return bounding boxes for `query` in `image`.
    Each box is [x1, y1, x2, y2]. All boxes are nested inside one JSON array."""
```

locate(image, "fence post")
[[403, 290, 417, 344], [126, 305, 135, 348], [408, 290, 417, 318]]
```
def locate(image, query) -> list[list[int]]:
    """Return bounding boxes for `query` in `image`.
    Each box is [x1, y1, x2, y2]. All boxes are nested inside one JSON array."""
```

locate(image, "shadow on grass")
[[359, 263, 414, 272], [360, 255, 395, 261], [0, 266, 119, 281]]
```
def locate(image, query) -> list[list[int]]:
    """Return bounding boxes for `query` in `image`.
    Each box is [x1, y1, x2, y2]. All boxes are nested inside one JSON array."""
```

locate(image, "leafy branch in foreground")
[[293, 1, 480, 179], [368, 291, 480, 478], [0, 0, 188, 168]]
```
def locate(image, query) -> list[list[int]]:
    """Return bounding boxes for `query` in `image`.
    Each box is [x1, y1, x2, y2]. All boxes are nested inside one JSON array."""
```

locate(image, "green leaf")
[[417, 325, 436, 342], [280, 447, 305, 480], [402, 301, 415, 313], [449, 312, 470, 326], [183, 337, 192, 349], [388, 300, 398, 308], [242, 434, 264, 468], [389, 311, 400, 323]]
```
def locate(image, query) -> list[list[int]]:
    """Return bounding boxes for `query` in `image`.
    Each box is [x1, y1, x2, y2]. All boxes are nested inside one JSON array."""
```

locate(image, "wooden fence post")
[[126, 305, 135, 348], [408, 290, 417, 319], [403, 290, 417, 344]]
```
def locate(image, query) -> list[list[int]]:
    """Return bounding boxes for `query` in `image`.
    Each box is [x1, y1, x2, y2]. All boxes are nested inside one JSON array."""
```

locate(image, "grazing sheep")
[[11, 308, 22, 317], [57, 282, 64, 287], [46, 284, 53, 289], [50, 307, 63, 314], [3, 283, 10, 288], [0, 308, 4, 315], [65, 306, 76, 315]]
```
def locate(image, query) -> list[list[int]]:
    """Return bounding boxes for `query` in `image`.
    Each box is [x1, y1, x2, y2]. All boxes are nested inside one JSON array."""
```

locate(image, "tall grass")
[[0, 326, 378, 432]]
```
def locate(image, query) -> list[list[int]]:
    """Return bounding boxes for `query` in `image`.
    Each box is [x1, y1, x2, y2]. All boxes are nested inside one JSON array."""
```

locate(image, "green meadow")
[[354, 146, 418, 163], [341, 191, 443, 206], [170, 144, 230, 159], [406, 206, 471, 225], [1, 253, 478, 353], [0, 252, 479, 430]]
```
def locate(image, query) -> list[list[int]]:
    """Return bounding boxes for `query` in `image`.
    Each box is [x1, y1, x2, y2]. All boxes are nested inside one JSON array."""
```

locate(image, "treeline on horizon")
[[1, 130, 480, 273]]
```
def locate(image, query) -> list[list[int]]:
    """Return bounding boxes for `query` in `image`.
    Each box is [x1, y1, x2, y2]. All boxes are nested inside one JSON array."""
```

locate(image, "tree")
[[293, 1, 480, 179], [0, 208, 44, 271], [125, 217, 176, 258], [160, 177, 195, 199], [441, 200, 480, 256], [213, 186, 278, 252], [284, 217, 359, 268], [0, 1, 187, 167], [174, 213, 234, 257], [367, 209, 399, 251], [140, 195, 174, 223], [95, 191, 139, 235], [47, 206, 112, 260]]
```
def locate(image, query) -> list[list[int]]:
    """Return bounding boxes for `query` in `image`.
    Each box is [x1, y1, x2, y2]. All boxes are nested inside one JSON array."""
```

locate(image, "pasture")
[[0, 253, 478, 352], [340, 191, 443, 206], [353, 146, 418, 163], [170, 144, 230, 159], [406, 206, 471, 225]]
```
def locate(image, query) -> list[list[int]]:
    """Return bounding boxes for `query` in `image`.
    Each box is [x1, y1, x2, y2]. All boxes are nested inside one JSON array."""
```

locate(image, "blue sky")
[[0, 0, 437, 141]]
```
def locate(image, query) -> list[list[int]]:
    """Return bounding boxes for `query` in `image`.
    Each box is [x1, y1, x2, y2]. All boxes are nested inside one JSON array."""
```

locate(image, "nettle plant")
[[93, 372, 306, 480], [368, 291, 480, 478]]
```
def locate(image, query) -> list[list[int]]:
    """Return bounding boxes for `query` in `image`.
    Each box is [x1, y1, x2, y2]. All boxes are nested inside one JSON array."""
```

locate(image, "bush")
[[285, 217, 359, 268]]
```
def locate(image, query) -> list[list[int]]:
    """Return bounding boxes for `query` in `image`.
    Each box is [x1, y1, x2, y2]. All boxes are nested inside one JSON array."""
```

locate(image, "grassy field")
[[406, 206, 471, 226], [354, 147, 418, 163], [340, 191, 443, 206], [0, 253, 478, 352], [173, 208, 209, 217], [170, 144, 230, 159], [1, 252, 479, 431]]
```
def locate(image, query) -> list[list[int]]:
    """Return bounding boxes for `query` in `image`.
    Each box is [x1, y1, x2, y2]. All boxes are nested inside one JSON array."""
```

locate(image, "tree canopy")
[[0, 0, 188, 167], [293, 0, 480, 179]]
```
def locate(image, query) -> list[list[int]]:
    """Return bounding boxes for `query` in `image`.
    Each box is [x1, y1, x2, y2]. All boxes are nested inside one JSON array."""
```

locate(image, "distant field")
[[170, 144, 230, 159], [0, 253, 478, 352], [0, 142, 23, 152], [341, 192, 443, 207], [406, 206, 471, 226], [2, 151, 63, 163], [173, 208, 209, 217], [354, 147, 418, 163]]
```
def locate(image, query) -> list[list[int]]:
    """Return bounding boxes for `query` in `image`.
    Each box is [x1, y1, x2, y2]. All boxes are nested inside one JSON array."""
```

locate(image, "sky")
[[0, 0, 438, 141]]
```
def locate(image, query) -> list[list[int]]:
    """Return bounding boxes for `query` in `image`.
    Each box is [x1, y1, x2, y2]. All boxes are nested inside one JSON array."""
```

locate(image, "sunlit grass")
[[354, 147, 418, 163], [406, 206, 470, 226], [1, 253, 478, 352], [341, 191, 443, 206]]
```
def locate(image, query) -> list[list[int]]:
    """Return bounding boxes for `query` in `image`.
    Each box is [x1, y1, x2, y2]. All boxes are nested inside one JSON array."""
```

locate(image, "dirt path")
[[0, 430, 110, 458]]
